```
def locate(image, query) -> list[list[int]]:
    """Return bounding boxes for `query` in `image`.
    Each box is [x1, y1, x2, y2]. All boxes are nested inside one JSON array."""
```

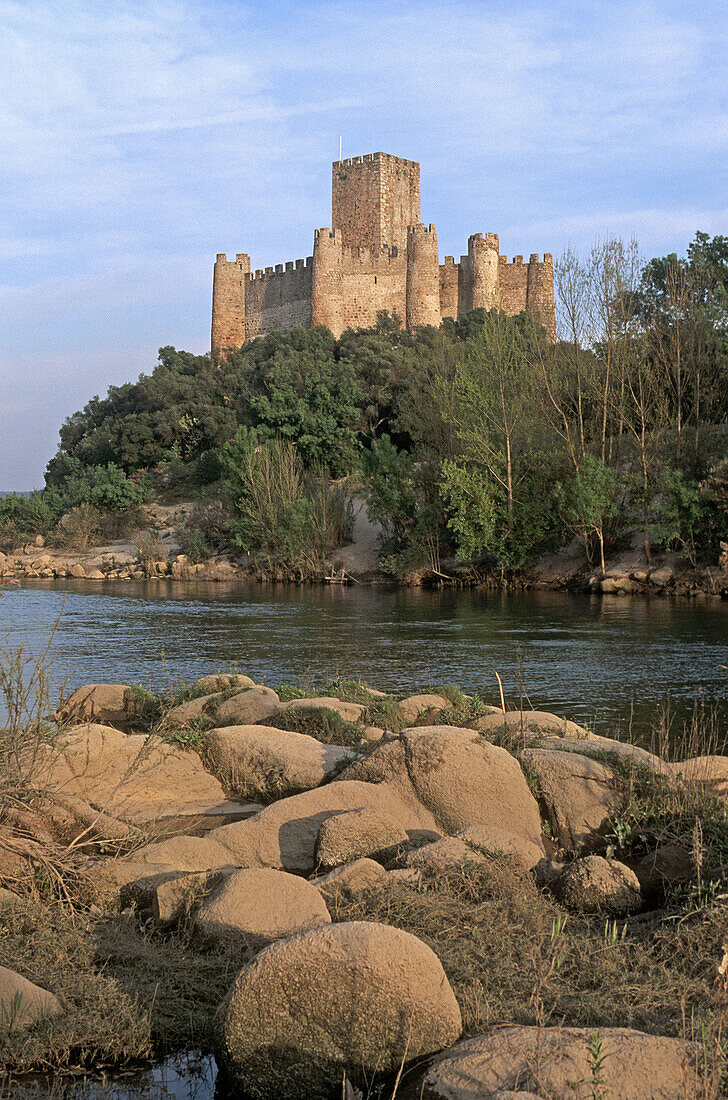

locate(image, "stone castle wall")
[[212, 153, 556, 348]]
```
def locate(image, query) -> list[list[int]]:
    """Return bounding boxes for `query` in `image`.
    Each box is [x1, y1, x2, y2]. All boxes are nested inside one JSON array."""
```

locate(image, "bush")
[[653, 467, 728, 566], [184, 529, 212, 564], [0, 491, 61, 549], [50, 504, 101, 551], [363, 435, 447, 576], [56, 462, 152, 513], [178, 501, 236, 559], [222, 434, 353, 577], [135, 532, 168, 568]]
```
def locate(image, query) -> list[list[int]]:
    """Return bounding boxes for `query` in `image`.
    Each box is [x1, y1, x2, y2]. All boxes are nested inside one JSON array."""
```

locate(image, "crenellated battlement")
[[212, 151, 555, 347], [246, 257, 312, 282], [333, 151, 419, 170]]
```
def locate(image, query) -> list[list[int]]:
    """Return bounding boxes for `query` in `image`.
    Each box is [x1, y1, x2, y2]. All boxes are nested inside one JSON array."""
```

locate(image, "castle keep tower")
[[212, 152, 555, 349], [332, 153, 420, 254]]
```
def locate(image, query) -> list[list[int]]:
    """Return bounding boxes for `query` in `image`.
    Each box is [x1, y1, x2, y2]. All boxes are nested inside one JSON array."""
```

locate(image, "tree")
[[553, 455, 623, 576], [244, 328, 361, 475], [440, 310, 539, 536]]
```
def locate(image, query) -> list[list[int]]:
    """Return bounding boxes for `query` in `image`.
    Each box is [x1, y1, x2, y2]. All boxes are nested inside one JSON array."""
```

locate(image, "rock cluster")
[[3, 679, 719, 1098]]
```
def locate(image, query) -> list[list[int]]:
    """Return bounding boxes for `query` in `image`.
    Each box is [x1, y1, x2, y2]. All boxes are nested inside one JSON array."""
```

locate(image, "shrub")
[[0, 491, 61, 548], [653, 467, 728, 567], [184, 529, 211, 564], [135, 532, 168, 569], [56, 462, 152, 513], [178, 501, 236, 558], [222, 434, 353, 577], [50, 504, 101, 551]]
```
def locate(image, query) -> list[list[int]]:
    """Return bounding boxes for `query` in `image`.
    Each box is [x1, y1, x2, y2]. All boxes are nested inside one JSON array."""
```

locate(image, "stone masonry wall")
[[211, 253, 249, 350], [499, 253, 555, 338], [244, 259, 313, 339], [311, 228, 406, 337]]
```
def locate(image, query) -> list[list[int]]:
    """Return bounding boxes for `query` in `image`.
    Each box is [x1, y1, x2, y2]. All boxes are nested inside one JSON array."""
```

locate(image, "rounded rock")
[[215, 921, 462, 1099], [315, 807, 409, 870], [554, 855, 642, 915], [196, 868, 330, 944]]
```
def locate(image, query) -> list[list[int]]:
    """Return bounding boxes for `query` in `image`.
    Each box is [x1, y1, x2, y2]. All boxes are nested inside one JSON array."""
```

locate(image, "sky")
[[1, 0, 726, 489]]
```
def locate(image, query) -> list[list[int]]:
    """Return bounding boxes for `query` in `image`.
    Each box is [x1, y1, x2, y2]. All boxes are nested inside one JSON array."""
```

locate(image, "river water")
[[1, 578, 727, 739]]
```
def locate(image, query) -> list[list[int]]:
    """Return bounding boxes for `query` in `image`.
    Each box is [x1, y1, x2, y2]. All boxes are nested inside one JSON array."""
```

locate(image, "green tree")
[[244, 328, 361, 475], [553, 455, 623, 576]]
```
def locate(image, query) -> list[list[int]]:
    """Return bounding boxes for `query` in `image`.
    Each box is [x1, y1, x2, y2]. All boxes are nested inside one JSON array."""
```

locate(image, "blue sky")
[[1, 0, 726, 489]]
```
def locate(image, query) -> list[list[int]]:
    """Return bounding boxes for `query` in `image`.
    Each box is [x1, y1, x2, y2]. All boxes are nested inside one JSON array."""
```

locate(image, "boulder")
[[554, 855, 642, 914], [455, 825, 545, 871], [340, 729, 544, 854], [210, 686, 280, 727], [314, 858, 388, 894], [57, 683, 138, 728], [650, 566, 674, 587], [0, 888, 20, 907], [473, 710, 589, 741], [204, 725, 353, 802], [86, 860, 179, 910], [0, 967, 64, 1033], [163, 692, 224, 730], [36, 792, 133, 843], [405, 837, 488, 874], [275, 696, 366, 724], [30, 724, 229, 824], [398, 693, 451, 725], [315, 807, 409, 870], [633, 843, 695, 895], [211, 780, 435, 874], [195, 868, 330, 944], [520, 748, 620, 851], [215, 921, 462, 1098], [419, 1025, 697, 1099], [132, 834, 236, 872], [400, 728, 545, 847], [193, 674, 256, 693], [152, 869, 224, 924], [530, 735, 673, 778], [673, 755, 728, 797]]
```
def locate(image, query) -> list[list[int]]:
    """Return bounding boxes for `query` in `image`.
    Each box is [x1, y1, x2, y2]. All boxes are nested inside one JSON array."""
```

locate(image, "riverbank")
[[2, 670, 727, 1097], [2, 527, 728, 600]]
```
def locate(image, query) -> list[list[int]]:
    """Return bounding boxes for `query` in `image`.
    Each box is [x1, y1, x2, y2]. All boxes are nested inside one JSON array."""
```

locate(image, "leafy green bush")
[[55, 461, 152, 513], [653, 467, 728, 566], [363, 435, 447, 576], [0, 491, 61, 548], [184, 530, 211, 564]]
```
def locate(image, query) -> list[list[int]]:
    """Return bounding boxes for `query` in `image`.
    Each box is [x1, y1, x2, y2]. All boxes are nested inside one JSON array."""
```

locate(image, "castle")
[[211, 152, 555, 350]]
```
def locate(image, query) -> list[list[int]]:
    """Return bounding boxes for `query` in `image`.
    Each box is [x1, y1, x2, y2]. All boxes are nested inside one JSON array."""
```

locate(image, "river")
[[1, 579, 726, 740]]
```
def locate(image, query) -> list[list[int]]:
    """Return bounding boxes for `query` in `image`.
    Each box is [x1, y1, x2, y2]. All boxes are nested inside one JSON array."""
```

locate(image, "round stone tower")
[[468, 233, 499, 311], [311, 228, 343, 335], [406, 223, 440, 329]]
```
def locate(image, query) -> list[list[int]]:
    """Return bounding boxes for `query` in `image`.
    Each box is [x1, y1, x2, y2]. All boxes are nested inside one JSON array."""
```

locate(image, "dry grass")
[[328, 859, 725, 1045], [0, 895, 246, 1075]]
